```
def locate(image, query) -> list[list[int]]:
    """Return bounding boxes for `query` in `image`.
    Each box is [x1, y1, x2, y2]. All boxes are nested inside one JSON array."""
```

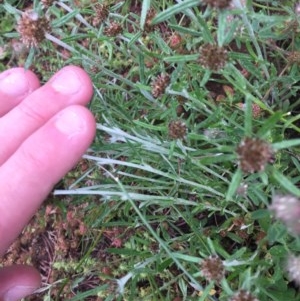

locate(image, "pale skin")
[[0, 66, 96, 301]]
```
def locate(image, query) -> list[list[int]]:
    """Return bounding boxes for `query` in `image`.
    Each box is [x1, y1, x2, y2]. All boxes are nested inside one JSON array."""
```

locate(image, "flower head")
[[286, 254, 300, 286], [17, 10, 50, 47], [200, 255, 225, 282], [202, 0, 232, 9], [41, 0, 55, 8], [168, 120, 187, 140], [92, 4, 109, 27], [269, 194, 300, 234], [104, 21, 123, 37], [230, 290, 259, 301], [144, 8, 157, 32], [236, 137, 274, 173], [295, 2, 300, 15], [198, 44, 228, 71], [151, 74, 170, 98]]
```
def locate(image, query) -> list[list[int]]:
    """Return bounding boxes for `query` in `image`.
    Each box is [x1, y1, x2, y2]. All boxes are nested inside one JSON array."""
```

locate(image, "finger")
[[0, 65, 93, 166], [0, 105, 96, 256], [0, 265, 41, 301], [0, 68, 40, 117]]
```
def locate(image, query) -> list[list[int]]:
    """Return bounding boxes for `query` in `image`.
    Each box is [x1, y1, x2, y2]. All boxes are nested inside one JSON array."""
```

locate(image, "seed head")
[[168, 120, 187, 140], [17, 11, 51, 47], [236, 137, 274, 173], [198, 44, 228, 71], [144, 8, 157, 32], [200, 255, 225, 283], [104, 21, 123, 37], [230, 290, 259, 301], [286, 254, 300, 286], [237, 103, 262, 118], [202, 0, 232, 9], [168, 33, 182, 49], [270, 194, 300, 234], [287, 51, 300, 65], [41, 0, 55, 8], [151, 74, 170, 98], [93, 4, 109, 27]]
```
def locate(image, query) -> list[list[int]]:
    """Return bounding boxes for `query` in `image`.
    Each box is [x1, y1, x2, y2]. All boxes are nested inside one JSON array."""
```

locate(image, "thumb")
[[0, 265, 41, 301]]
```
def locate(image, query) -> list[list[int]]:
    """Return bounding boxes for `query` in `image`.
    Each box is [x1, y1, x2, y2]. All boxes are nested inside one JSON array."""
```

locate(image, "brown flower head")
[[237, 103, 262, 118], [151, 74, 170, 98], [200, 255, 225, 282], [286, 254, 300, 286], [236, 137, 274, 173], [230, 290, 259, 301], [202, 0, 232, 9], [41, 0, 55, 8], [270, 194, 300, 234], [198, 44, 228, 71], [287, 51, 300, 65], [144, 8, 157, 32], [168, 33, 182, 50], [168, 120, 187, 140], [104, 21, 123, 37], [93, 4, 109, 27], [17, 11, 51, 47]]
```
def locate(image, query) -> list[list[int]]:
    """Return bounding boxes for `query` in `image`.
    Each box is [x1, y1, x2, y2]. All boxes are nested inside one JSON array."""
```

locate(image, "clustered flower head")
[[200, 255, 225, 282], [198, 44, 228, 71], [287, 51, 300, 65], [17, 10, 51, 47], [237, 103, 262, 118], [151, 74, 170, 98], [41, 0, 55, 8], [92, 3, 109, 27], [168, 120, 187, 140], [202, 0, 232, 9], [285, 254, 300, 286], [269, 194, 300, 234], [230, 290, 259, 301], [104, 21, 123, 37], [144, 8, 157, 32], [236, 137, 274, 173]]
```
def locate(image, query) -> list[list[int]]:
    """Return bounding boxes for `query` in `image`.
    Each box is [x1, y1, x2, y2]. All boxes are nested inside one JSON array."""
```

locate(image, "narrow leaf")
[[272, 139, 300, 150], [257, 111, 282, 138], [272, 168, 300, 197], [226, 169, 242, 201], [152, 0, 200, 25], [140, 0, 151, 29]]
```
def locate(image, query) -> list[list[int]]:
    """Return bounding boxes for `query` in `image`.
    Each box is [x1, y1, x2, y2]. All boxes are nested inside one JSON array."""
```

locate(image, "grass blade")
[[272, 168, 300, 197], [151, 0, 200, 24]]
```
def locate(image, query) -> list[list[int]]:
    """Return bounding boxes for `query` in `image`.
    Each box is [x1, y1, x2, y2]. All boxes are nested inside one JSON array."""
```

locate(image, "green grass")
[[1, 0, 300, 300]]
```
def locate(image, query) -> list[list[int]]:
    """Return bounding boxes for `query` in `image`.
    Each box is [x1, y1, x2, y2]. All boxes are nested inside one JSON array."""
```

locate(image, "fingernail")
[[55, 108, 86, 138], [3, 286, 36, 301], [50, 69, 82, 95], [0, 70, 31, 97]]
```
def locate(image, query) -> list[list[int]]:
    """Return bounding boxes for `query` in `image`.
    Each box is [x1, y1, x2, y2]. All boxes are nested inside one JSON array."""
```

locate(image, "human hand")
[[0, 66, 96, 300]]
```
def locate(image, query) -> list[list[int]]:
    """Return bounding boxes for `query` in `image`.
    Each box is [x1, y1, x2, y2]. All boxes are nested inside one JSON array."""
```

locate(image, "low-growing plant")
[[1, 0, 300, 300]]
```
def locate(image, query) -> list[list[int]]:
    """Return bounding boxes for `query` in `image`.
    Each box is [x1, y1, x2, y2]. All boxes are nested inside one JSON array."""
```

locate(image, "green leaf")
[[163, 54, 199, 63], [257, 111, 282, 138], [272, 168, 300, 197], [169, 24, 202, 36], [151, 0, 200, 24], [140, 0, 151, 29], [52, 10, 79, 27], [272, 139, 300, 150], [226, 169, 242, 201], [251, 209, 270, 220]]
